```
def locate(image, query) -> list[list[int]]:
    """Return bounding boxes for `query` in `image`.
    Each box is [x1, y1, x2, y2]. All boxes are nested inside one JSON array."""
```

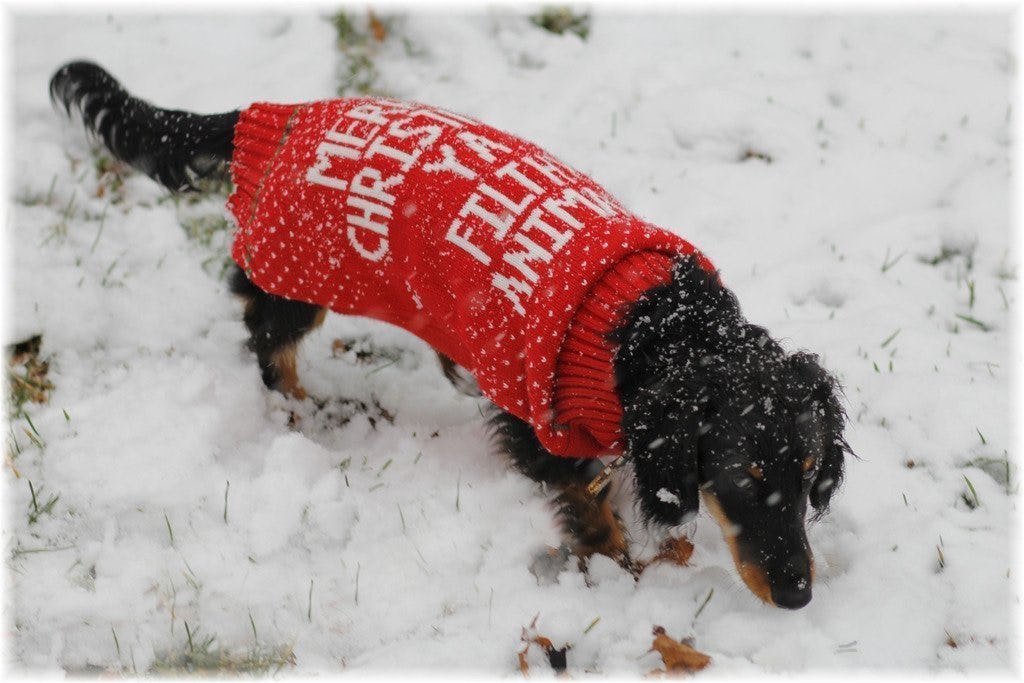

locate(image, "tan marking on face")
[[700, 490, 774, 606], [738, 560, 774, 605], [748, 464, 764, 480], [802, 456, 816, 472]]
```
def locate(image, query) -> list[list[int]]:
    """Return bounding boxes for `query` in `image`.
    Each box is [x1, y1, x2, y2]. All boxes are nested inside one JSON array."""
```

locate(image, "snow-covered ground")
[[5, 8, 1018, 675]]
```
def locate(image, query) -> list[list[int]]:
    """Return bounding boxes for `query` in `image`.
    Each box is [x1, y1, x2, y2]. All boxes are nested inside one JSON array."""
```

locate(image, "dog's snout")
[[770, 554, 813, 609], [770, 583, 812, 609]]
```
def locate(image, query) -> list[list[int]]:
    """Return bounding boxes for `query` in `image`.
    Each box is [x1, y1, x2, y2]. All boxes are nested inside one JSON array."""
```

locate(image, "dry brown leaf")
[[7, 335, 54, 406], [367, 10, 387, 42], [650, 625, 711, 673], [532, 635, 554, 651], [633, 536, 695, 576], [518, 618, 569, 676], [652, 536, 694, 566]]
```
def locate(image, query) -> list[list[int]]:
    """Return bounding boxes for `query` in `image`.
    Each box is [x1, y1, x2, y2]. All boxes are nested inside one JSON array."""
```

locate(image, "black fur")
[[490, 255, 852, 607], [49, 61, 238, 191], [51, 60, 851, 610], [489, 409, 631, 566], [611, 256, 851, 608], [229, 266, 323, 392], [489, 409, 602, 486]]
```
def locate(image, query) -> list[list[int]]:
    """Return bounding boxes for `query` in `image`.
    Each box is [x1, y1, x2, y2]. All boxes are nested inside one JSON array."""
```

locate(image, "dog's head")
[[613, 257, 850, 609]]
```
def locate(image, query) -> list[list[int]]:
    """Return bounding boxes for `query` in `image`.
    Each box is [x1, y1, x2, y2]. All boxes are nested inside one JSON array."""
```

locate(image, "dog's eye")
[[801, 456, 818, 483]]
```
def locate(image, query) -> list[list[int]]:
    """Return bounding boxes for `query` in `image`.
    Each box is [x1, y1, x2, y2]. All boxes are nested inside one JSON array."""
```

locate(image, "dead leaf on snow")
[[649, 625, 711, 674], [367, 10, 387, 42], [7, 335, 54, 408], [651, 536, 694, 566], [633, 536, 695, 576], [518, 615, 570, 676]]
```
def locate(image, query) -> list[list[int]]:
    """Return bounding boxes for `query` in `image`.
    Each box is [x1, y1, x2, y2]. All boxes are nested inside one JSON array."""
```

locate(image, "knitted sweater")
[[226, 98, 714, 458]]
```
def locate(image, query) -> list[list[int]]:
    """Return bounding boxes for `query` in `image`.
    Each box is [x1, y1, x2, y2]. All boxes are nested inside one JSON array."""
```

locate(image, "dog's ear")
[[621, 377, 704, 526], [788, 352, 851, 515], [610, 257, 741, 360], [610, 256, 733, 526]]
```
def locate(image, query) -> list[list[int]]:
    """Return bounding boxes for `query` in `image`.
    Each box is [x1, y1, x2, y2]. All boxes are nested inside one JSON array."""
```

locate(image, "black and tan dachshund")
[[50, 61, 851, 610]]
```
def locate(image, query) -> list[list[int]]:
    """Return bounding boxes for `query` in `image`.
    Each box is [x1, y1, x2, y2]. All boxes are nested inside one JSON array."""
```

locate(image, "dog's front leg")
[[229, 266, 326, 400], [489, 409, 631, 568]]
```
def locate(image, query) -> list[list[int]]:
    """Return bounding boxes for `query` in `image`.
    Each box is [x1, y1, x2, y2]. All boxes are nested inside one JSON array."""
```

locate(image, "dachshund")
[[49, 60, 851, 610]]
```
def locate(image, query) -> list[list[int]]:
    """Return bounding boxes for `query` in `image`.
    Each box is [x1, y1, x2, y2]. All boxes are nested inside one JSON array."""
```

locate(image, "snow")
[[5, 8, 1018, 676]]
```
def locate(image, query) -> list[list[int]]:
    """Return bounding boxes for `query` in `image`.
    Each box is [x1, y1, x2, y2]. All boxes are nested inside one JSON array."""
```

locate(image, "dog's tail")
[[49, 61, 240, 191]]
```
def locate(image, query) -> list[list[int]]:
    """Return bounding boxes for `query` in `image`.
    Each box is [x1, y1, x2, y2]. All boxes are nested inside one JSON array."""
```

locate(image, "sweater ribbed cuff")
[[229, 103, 303, 229], [552, 251, 676, 451]]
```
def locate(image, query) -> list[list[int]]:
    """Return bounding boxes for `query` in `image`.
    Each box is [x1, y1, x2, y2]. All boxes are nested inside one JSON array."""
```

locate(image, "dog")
[[49, 60, 851, 610]]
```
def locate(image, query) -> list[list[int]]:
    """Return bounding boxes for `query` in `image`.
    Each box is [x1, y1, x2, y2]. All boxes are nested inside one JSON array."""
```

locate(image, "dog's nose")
[[769, 551, 813, 608], [771, 584, 812, 609]]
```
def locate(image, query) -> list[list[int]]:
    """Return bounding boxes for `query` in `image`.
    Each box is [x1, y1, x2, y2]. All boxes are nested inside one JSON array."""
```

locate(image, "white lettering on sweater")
[[346, 102, 394, 125], [306, 114, 385, 191], [351, 167, 402, 206], [503, 233, 553, 284], [457, 131, 512, 163], [405, 106, 475, 129], [422, 144, 477, 179], [307, 101, 456, 261], [301, 101, 627, 315], [497, 160, 544, 194], [326, 116, 380, 149], [304, 101, 496, 261], [442, 141, 624, 315], [542, 188, 617, 229], [305, 141, 357, 191], [523, 153, 575, 186], [491, 272, 533, 316], [446, 219, 490, 266], [387, 118, 443, 148], [521, 208, 572, 252], [441, 157, 551, 263], [345, 193, 390, 261]]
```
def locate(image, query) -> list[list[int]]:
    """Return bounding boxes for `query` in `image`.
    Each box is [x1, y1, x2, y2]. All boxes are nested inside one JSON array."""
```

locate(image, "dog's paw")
[[558, 485, 631, 567]]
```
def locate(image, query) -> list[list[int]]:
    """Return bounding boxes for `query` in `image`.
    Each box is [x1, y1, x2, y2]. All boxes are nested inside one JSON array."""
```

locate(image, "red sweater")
[[227, 98, 714, 458]]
